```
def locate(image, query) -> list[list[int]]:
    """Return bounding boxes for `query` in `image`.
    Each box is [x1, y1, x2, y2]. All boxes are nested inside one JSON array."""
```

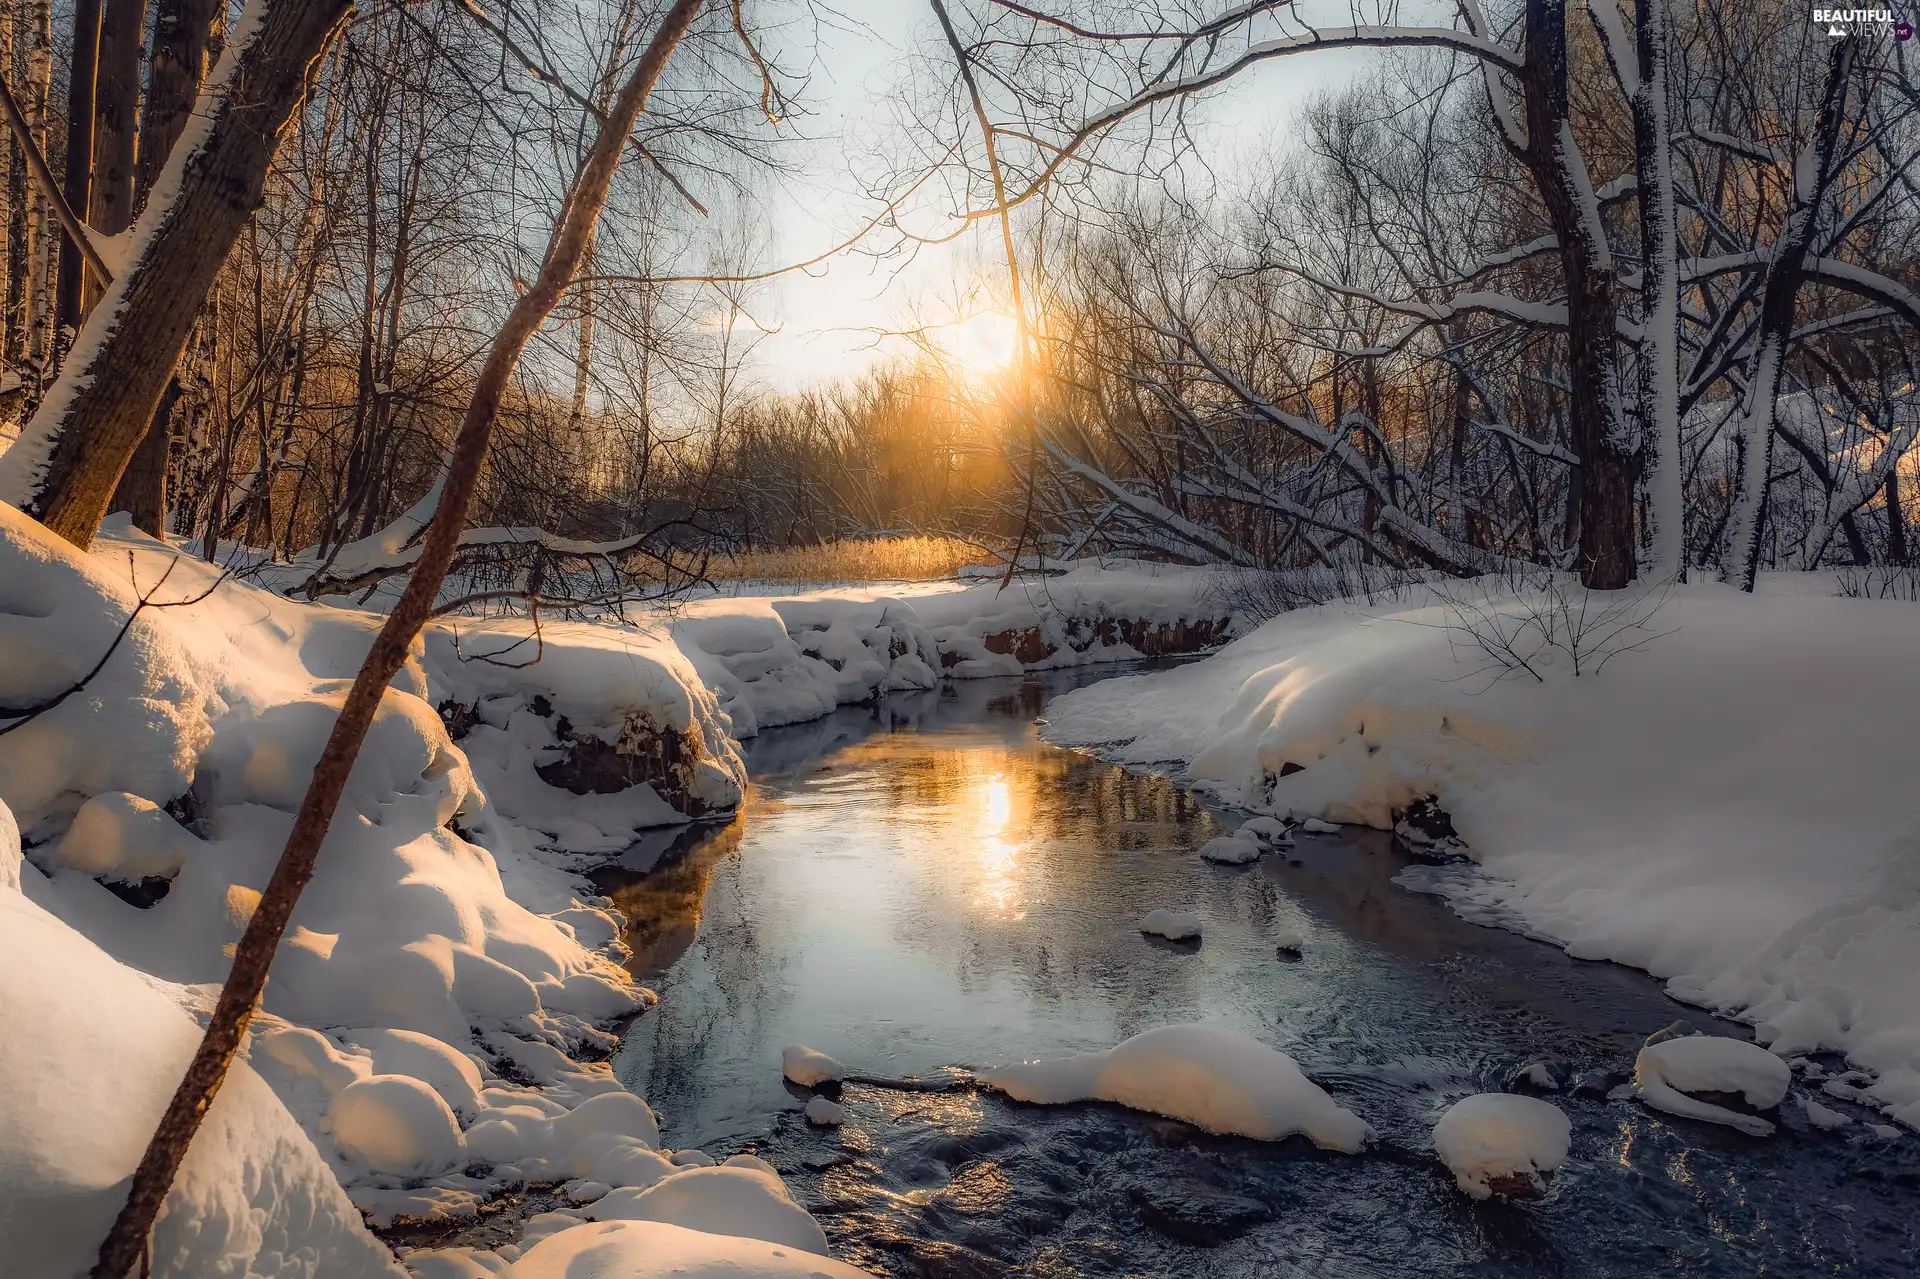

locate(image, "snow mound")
[[0, 803, 402, 1278], [1199, 833, 1261, 864], [329, 1075, 465, 1176], [977, 1024, 1371, 1151], [1634, 1036, 1792, 1136], [1802, 1096, 1851, 1130], [1431, 1093, 1571, 1200], [1299, 818, 1340, 834], [587, 1164, 828, 1255], [1273, 927, 1305, 954], [1139, 908, 1202, 940], [1040, 580, 1920, 1124], [1239, 816, 1291, 844], [782, 1044, 845, 1087], [504, 1219, 873, 1279], [804, 1097, 847, 1126]]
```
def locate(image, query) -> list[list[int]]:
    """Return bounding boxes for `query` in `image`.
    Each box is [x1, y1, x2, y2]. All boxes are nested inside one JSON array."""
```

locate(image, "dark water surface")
[[597, 668, 1917, 1278]]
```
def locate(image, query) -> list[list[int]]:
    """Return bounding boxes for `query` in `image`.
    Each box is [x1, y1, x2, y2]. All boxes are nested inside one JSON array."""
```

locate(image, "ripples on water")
[[593, 670, 1918, 1278]]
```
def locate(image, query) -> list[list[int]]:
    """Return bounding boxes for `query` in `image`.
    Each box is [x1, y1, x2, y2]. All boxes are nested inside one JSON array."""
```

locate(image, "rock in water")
[[1432, 1093, 1571, 1200]]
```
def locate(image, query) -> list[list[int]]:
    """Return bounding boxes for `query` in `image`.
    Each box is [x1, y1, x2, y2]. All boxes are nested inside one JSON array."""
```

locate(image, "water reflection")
[[607, 669, 1919, 1278]]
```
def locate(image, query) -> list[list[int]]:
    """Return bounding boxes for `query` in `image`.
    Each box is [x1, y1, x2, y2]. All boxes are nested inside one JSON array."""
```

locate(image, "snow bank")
[[977, 1024, 1372, 1150], [0, 800, 403, 1278], [1634, 1035, 1792, 1136], [501, 1220, 872, 1279], [1431, 1094, 1571, 1199], [1042, 577, 1920, 1126]]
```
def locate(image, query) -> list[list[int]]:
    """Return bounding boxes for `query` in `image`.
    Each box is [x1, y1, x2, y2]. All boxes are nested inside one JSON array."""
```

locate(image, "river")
[[591, 666, 1916, 1278]]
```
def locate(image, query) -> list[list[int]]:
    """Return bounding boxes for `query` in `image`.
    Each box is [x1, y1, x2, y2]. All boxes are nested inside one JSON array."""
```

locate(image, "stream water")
[[592, 666, 1917, 1278]]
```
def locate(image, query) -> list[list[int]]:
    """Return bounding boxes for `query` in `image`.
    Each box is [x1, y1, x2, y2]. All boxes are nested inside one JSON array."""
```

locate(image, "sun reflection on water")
[[973, 774, 1025, 918]]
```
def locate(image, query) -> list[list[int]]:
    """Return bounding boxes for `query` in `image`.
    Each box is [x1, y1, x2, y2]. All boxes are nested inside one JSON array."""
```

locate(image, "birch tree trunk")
[[88, 3, 709, 1273], [0, 0, 355, 550]]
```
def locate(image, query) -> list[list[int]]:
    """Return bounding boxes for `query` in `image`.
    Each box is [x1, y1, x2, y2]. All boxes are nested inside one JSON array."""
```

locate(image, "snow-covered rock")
[[1040, 577, 1920, 1125], [1634, 1035, 1792, 1136], [781, 1043, 845, 1087], [503, 1220, 873, 1279], [0, 806, 402, 1277], [1802, 1096, 1851, 1130], [1199, 833, 1261, 864], [1238, 815, 1292, 844], [1299, 818, 1340, 835], [1139, 907, 1203, 940], [977, 1024, 1371, 1151], [1431, 1093, 1571, 1200], [1273, 927, 1305, 955], [804, 1097, 848, 1126]]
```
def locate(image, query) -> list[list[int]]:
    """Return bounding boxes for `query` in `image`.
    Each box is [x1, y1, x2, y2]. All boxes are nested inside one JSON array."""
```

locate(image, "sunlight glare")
[[940, 311, 1020, 374]]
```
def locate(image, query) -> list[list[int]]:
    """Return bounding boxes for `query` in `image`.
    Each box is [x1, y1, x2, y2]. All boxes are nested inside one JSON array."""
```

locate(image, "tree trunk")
[[89, 0, 141, 240], [53, 0, 102, 345], [1521, 0, 1640, 589], [1721, 37, 1855, 591], [22, 0, 52, 376], [88, 4, 708, 1273], [1887, 470, 1908, 565], [1634, 0, 1681, 580], [1, 0, 355, 550]]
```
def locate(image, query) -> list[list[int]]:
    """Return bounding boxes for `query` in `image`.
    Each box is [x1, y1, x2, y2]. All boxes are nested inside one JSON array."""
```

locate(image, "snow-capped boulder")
[[1634, 1035, 1791, 1136], [1431, 1093, 1571, 1200], [781, 1043, 845, 1087], [344, 1027, 485, 1119], [1199, 833, 1261, 865], [55, 791, 199, 879], [1139, 908, 1202, 941], [804, 1097, 848, 1126], [978, 1024, 1372, 1151]]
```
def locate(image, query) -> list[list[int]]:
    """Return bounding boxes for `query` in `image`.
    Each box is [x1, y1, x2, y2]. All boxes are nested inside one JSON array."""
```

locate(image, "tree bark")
[[53, 0, 102, 343], [109, 0, 225, 535], [6, 0, 356, 550], [88, 4, 709, 1270], [1520, 0, 1640, 589]]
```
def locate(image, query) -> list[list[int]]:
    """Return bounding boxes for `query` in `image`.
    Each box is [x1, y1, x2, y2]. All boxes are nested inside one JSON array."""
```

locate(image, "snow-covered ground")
[[1041, 575, 1920, 1129], [0, 508, 1236, 1273]]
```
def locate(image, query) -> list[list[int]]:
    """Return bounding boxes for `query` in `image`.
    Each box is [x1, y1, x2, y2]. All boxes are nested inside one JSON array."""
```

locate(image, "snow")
[[585, 1163, 829, 1255], [0, 800, 403, 1278], [1802, 1096, 1851, 1130], [1273, 927, 1305, 954], [1199, 832, 1261, 864], [1238, 815, 1292, 843], [1299, 818, 1340, 834], [330, 1076, 466, 1176], [1040, 577, 1920, 1126], [977, 1024, 1372, 1151], [1431, 1093, 1572, 1200], [1139, 908, 1203, 940], [782, 1044, 846, 1087], [501, 1220, 872, 1279], [1634, 1036, 1792, 1136], [803, 1097, 848, 1126]]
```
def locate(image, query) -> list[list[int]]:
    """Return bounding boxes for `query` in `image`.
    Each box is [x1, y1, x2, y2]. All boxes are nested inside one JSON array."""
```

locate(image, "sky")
[[743, 0, 1387, 392]]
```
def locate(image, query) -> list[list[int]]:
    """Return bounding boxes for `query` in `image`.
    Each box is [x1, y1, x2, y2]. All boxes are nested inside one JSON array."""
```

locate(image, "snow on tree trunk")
[[0, 0, 353, 551], [1633, 0, 1682, 580]]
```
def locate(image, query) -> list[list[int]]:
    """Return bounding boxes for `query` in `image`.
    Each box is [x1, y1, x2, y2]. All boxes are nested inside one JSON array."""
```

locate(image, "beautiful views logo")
[[1811, 7, 1915, 37]]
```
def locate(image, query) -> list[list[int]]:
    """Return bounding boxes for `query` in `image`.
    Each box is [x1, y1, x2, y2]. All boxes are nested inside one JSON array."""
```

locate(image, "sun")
[[939, 310, 1020, 374]]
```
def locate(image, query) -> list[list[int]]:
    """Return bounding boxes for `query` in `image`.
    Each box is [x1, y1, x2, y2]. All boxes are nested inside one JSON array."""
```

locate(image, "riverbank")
[[1040, 574, 1920, 1132]]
